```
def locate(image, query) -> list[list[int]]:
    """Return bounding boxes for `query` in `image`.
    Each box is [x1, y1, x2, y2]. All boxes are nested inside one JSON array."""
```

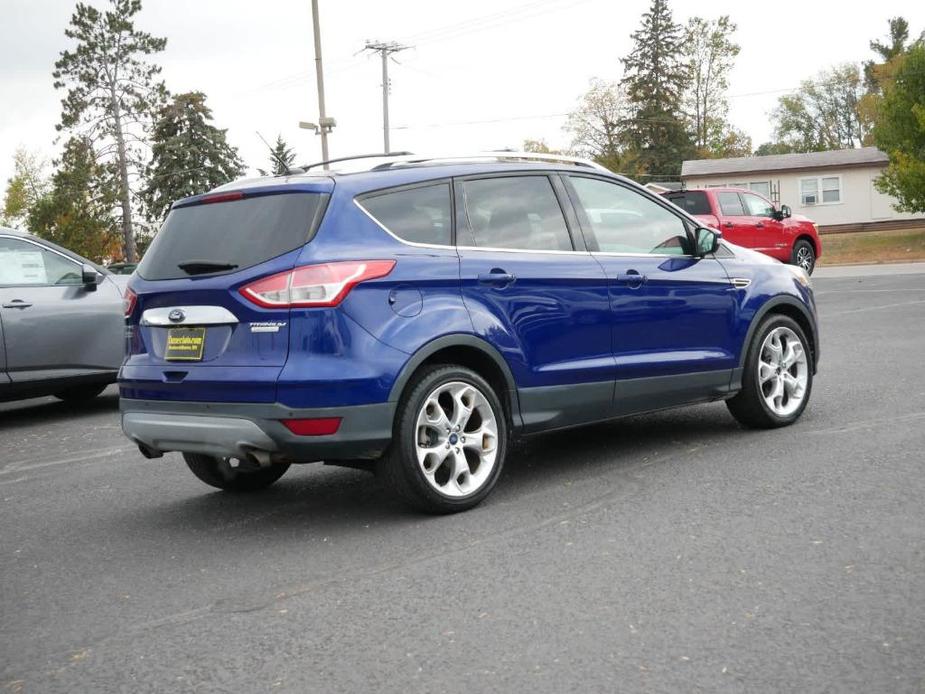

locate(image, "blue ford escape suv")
[[120, 152, 819, 513]]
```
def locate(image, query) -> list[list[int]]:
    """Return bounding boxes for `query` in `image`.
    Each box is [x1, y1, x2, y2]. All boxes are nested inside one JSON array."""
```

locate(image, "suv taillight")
[[239, 260, 396, 308], [123, 288, 138, 317]]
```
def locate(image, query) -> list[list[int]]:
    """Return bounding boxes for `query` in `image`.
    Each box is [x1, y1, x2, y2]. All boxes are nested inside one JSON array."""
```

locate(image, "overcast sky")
[[1, 0, 923, 191]]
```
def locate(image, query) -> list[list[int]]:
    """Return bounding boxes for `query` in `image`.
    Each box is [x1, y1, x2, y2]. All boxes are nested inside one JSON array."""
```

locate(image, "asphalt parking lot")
[[2, 266, 924, 693]]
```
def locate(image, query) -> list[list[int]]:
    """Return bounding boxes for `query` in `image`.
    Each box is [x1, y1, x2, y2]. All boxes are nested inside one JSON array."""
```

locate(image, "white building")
[[681, 147, 923, 230]]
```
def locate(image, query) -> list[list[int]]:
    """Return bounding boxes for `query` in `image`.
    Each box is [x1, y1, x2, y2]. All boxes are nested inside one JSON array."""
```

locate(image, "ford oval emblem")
[[168, 309, 185, 324]]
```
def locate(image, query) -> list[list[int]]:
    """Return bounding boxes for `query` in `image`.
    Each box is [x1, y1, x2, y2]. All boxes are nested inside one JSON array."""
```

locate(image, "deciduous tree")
[[2, 149, 49, 228], [873, 44, 925, 213], [770, 64, 867, 152], [27, 137, 120, 262], [683, 16, 740, 154]]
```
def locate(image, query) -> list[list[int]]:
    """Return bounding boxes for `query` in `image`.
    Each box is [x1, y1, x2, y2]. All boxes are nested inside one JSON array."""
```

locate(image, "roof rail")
[[301, 151, 414, 171], [368, 151, 611, 173]]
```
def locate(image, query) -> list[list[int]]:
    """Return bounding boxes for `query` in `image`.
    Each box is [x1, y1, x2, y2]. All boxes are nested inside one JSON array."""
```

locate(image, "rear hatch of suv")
[[121, 182, 331, 403]]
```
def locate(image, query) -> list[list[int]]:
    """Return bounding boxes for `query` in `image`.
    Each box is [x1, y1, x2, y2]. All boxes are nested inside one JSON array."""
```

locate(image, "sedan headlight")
[[788, 264, 812, 289]]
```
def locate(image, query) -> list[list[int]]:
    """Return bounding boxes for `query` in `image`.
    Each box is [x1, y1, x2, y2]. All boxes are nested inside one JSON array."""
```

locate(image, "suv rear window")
[[665, 191, 711, 216], [137, 193, 327, 280]]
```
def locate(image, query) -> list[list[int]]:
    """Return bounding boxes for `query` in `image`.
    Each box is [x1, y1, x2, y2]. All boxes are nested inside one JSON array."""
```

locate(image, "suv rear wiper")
[[177, 260, 239, 275]]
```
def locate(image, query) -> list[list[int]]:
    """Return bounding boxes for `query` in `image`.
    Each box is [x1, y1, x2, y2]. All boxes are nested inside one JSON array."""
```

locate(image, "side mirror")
[[81, 263, 100, 290], [780, 204, 792, 219], [695, 227, 722, 256]]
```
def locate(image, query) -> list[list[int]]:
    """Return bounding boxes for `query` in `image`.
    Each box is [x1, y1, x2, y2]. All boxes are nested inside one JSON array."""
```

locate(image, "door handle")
[[723, 221, 734, 228], [478, 269, 516, 287], [615, 271, 646, 287], [755, 222, 765, 228], [2, 300, 32, 309]]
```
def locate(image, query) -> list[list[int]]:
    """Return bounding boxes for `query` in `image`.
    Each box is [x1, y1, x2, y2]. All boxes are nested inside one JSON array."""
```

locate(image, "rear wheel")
[[727, 315, 813, 429], [183, 453, 290, 492], [791, 239, 816, 274], [54, 383, 107, 403], [379, 365, 508, 513]]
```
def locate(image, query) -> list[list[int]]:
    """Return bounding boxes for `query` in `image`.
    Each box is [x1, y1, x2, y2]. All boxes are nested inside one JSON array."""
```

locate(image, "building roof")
[[681, 147, 889, 178]]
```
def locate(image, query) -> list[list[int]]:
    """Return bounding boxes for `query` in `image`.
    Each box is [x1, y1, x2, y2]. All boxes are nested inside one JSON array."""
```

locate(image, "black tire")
[[183, 453, 290, 492], [791, 239, 816, 275], [726, 314, 813, 429], [54, 383, 107, 403], [378, 364, 508, 514]]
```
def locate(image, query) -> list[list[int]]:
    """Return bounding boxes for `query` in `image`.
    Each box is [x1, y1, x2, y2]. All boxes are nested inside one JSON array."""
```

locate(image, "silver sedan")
[[0, 227, 125, 403]]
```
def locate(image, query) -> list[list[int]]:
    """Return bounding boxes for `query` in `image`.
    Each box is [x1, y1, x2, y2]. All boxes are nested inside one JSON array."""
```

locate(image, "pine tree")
[[258, 135, 297, 176], [53, 0, 168, 263], [27, 137, 121, 262], [141, 92, 245, 222], [620, 0, 693, 176]]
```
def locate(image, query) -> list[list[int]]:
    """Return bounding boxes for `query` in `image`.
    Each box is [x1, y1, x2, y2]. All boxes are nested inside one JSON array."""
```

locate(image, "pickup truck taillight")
[[239, 260, 396, 308]]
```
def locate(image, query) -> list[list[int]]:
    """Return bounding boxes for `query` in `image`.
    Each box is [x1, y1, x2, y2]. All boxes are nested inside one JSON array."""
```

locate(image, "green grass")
[[818, 227, 925, 266]]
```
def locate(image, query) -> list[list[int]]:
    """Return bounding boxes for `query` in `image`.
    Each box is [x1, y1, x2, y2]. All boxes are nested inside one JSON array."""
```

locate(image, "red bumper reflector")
[[280, 417, 342, 436]]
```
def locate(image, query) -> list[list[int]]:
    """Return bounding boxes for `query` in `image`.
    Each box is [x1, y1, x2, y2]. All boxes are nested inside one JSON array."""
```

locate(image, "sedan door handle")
[[2, 300, 32, 309], [478, 269, 516, 287]]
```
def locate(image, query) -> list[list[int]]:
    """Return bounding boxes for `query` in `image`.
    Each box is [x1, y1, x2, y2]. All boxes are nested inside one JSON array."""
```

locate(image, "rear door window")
[[664, 191, 712, 216], [716, 192, 746, 216], [360, 183, 452, 245], [137, 193, 328, 280], [458, 176, 573, 251]]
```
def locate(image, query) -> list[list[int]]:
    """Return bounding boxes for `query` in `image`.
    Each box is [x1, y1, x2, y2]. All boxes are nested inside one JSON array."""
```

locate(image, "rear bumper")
[[120, 398, 394, 463]]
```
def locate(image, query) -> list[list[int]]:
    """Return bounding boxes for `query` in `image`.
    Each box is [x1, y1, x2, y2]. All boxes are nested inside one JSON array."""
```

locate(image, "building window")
[[750, 181, 771, 198], [800, 176, 841, 206], [822, 176, 841, 203]]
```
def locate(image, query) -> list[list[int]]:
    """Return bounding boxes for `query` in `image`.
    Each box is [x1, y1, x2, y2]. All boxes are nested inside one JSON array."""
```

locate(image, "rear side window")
[[716, 192, 745, 216], [665, 191, 711, 216], [137, 193, 327, 280], [360, 183, 452, 245], [458, 176, 572, 251]]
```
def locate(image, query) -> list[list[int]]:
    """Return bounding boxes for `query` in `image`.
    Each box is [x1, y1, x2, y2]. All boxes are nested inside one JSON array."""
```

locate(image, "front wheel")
[[791, 239, 816, 275], [379, 365, 508, 513], [726, 315, 813, 429], [183, 453, 290, 492]]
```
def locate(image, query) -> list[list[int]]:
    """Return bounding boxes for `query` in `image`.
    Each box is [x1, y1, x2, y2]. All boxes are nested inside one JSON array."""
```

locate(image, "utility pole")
[[363, 41, 410, 154], [311, 0, 331, 167]]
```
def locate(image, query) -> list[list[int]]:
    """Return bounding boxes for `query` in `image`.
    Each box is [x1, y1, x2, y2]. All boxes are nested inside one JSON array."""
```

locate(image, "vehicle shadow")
[[119, 402, 744, 538], [0, 388, 119, 428]]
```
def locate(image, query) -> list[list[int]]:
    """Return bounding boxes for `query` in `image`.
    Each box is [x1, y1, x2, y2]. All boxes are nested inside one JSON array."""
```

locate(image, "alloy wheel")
[[758, 326, 809, 417], [414, 381, 499, 498]]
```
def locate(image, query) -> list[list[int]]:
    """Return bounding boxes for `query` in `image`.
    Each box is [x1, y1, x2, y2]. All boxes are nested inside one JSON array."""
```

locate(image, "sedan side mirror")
[[81, 263, 100, 290], [695, 227, 722, 257]]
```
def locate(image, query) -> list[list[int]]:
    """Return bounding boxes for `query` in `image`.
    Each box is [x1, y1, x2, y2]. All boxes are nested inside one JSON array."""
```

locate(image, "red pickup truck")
[[663, 188, 821, 274]]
